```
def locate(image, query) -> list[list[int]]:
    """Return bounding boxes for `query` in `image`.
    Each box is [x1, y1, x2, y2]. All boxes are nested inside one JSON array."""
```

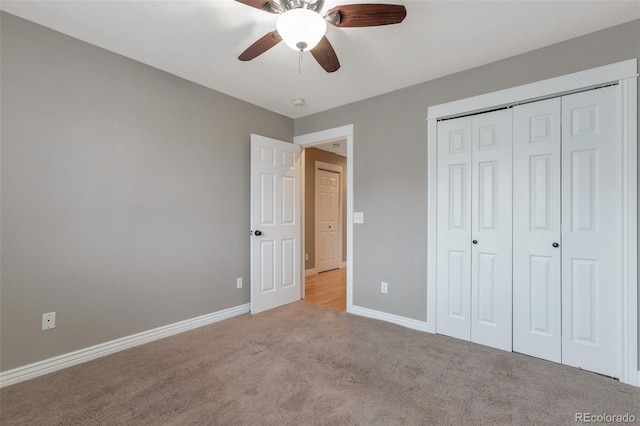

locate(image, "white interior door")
[[436, 117, 472, 341], [250, 134, 301, 314], [315, 168, 340, 273], [561, 86, 620, 377], [513, 98, 562, 363], [470, 109, 513, 352]]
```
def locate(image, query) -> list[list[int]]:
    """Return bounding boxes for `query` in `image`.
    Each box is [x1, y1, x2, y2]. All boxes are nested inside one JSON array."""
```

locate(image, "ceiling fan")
[[236, 0, 407, 73]]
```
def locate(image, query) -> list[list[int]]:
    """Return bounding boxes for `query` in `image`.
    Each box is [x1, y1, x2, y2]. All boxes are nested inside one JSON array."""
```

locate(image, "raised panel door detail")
[[449, 130, 467, 154], [281, 175, 295, 225], [318, 231, 328, 262], [571, 149, 598, 233], [478, 162, 497, 231], [570, 258, 598, 344], [260, 173, 275, 225], [447, 250, 465, 318], [530, 155, 551, 231], [449, 164, 467, 230], [477, 253, 496, 325], [260, 146, 275, 165], [259, 240, 276, 293], [478, 125, 498, 150], [529, 255, 552, 335], [330, 192, 338, 220], [571, 105, 599, 137], [281, 238, 295, 288], [529, 114, 553, 143], [282, 151, 295, 169]]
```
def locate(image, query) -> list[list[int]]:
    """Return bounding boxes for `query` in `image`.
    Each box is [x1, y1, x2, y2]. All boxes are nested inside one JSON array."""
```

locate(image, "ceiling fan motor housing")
[[279, 0, 325, 13]]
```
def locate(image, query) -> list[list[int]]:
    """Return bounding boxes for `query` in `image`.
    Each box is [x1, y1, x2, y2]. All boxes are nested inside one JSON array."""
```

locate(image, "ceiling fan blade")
[[326, 4, 406, 27], [238, 31, 282, 61], [235, 0, 282, 14], [311, 36, 340, 73]]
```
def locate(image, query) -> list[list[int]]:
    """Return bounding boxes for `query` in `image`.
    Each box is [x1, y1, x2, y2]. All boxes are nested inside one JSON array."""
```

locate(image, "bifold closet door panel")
[[470, 109, 513, 352], [436, 117, 472, 341], [561, 86, 620, 378], [512, 98, 562, 363]]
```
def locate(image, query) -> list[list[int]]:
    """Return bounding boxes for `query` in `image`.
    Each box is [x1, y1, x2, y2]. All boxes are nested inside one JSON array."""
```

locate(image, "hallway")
[[303, 268, 346, 311]]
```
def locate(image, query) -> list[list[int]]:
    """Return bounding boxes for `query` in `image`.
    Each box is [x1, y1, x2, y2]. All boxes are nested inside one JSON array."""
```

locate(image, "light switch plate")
[[354, 212, 364, 223]]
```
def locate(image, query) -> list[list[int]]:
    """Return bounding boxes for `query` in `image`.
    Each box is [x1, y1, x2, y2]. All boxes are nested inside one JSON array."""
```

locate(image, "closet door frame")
[[426, 59, 638, 386]]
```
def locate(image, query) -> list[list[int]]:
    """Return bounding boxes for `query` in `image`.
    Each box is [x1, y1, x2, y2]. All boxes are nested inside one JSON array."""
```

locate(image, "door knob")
[[552, 242, 559, 248], [254, 230, 262, 236], [472, 240, 478, 245]]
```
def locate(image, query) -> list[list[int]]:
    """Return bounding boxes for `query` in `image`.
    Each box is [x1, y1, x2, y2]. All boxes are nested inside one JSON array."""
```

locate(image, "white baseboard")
[[341, 261, 347, 268], [0, 303, 251, 388], [348, 305, 433, 333]]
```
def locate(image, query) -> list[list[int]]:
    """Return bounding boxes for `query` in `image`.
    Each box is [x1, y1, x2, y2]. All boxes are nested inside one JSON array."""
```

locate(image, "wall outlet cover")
[[42, 312, 56, 330]]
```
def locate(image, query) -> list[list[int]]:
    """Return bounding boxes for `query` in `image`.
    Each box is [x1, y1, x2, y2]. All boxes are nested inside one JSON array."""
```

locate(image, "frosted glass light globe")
[[276, 8, 327, 51]]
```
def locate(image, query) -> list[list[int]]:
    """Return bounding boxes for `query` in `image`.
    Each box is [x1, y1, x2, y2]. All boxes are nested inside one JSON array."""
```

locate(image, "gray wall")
[[2, 10, 639, 374], [0, 13, 292, 371], [304, 147, 347, 270], [295, 20, 640, 330]]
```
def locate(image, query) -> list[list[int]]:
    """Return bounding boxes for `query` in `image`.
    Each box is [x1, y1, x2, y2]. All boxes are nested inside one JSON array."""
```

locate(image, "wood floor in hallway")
[[304, 268, 346, 311]]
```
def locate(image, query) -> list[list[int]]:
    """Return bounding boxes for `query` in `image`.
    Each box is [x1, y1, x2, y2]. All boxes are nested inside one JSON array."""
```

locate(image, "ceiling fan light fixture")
[[276, 8, 327, 51]]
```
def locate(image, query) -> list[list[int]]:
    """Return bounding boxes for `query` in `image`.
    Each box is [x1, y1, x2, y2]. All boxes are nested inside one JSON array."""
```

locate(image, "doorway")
[[303, 147, 346, 309], [294, 125, 354, 312]]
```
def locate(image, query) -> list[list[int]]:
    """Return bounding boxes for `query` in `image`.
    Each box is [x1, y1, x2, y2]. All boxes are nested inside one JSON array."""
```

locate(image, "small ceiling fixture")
[[293, 98, 305, 106], [236, 0, 407, 73]]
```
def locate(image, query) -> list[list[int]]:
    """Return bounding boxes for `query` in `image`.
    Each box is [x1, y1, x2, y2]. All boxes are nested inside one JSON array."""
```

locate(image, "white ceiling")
[[1, 1, 639, 119]]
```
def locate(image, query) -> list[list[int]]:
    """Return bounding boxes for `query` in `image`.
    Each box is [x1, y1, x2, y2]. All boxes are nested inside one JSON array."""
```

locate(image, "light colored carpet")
[[1, 301, 638, 425]]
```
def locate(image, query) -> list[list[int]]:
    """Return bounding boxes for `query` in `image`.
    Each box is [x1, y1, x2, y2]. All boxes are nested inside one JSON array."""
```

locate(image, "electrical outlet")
[[381, 282, 388, 294], [305, 253, 309, 261], [236, 277, 243, 289], [354, 212, 364, 223], [42, 312, 56, 330]]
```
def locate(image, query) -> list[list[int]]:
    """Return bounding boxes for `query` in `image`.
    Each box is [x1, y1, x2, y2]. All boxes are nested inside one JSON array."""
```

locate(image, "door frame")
[[294, 124, 354, 311], [315, 161, 343, 274], [426, 59, 638, 385]]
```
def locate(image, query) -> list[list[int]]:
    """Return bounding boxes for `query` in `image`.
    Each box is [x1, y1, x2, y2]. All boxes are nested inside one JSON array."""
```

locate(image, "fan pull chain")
[[298, 50, 303, 74]]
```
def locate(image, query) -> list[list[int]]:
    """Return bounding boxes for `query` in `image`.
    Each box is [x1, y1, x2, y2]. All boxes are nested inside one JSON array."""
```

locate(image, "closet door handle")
[[472, 240, 478, 245], [552, 242, 559, 248]]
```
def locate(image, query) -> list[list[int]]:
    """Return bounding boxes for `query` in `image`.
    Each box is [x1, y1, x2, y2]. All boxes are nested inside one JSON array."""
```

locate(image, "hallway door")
[[316, 168, 341, 272]]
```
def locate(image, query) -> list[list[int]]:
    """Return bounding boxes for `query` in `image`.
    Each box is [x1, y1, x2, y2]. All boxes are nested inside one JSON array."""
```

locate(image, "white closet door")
[[436, 117, 472, 341], [561, 86, 620, 378], [470, 109, 513, 351], [513, 98, 562, 362]]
